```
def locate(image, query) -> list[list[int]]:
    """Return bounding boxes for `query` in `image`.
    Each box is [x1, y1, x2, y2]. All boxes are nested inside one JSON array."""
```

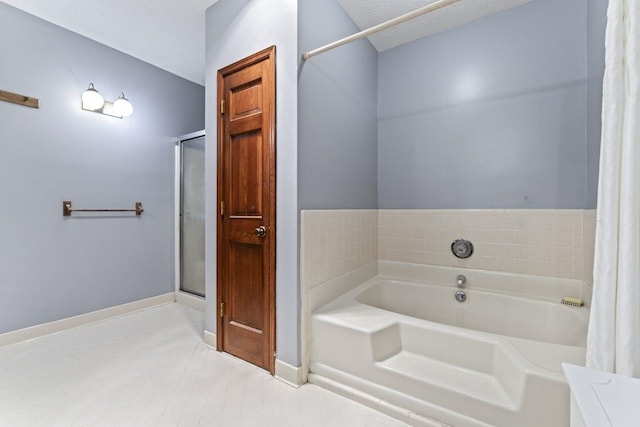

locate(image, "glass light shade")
[[81, 83, 104, 110], [113, 93, 133, 117]]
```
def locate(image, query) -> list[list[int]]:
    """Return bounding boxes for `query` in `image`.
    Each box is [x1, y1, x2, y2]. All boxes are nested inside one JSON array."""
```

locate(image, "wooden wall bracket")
[[0, 89, 39, 109]]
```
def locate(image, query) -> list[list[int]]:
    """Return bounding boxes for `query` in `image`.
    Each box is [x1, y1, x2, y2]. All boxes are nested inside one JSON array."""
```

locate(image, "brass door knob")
[[255, 226, 267, 237]]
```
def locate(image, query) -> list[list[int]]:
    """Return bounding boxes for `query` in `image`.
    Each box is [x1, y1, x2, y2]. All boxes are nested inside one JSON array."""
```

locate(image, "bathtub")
[[309, 261, 590, 427]]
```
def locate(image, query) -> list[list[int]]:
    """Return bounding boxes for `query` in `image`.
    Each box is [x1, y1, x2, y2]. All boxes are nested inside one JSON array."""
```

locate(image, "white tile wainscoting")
[[378, 209, 597, 284], [301, 209, 597, 294], [300, 210, 378, 289]]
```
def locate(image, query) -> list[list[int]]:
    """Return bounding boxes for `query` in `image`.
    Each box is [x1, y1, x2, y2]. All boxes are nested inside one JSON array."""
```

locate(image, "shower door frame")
[[174, 130, 206, 309]]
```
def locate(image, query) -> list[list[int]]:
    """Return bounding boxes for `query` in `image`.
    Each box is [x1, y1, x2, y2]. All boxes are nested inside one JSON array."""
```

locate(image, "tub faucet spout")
[[457, 274, 466, 288]]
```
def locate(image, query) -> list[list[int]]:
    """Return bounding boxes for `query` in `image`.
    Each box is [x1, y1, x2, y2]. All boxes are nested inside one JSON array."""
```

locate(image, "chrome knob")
[[254, 226, 267, 238], [457, 274, 466, 288], [455, 291, 467, 303]]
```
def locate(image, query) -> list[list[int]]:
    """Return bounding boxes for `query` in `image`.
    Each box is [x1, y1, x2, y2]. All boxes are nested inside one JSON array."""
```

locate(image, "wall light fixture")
[[81, 83, 133, 118]]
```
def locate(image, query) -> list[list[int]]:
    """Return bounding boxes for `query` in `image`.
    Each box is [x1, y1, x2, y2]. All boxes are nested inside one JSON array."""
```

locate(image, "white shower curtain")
[[586, 0, 640, 378]]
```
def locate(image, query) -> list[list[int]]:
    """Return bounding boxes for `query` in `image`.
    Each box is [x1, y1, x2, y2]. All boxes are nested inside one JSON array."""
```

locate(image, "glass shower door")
[[180, 135, 205, 297]]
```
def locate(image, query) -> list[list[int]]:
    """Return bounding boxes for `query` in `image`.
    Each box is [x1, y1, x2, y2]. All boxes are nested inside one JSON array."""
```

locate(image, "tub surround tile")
[[379, 209, 596, 282], [300, 209, 596, 285], [301, 210, 378, 290], [300, 208, 597, 384]]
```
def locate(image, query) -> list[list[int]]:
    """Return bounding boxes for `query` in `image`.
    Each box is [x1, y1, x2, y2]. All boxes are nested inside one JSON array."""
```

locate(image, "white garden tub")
[[309, 262, 591, 427]]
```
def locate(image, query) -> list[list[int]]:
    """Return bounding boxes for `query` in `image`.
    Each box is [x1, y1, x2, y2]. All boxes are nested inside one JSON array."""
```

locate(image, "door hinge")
[[220, 99, 225, 115], [219, 302, 225, 317], [220, 201, 225, 216]]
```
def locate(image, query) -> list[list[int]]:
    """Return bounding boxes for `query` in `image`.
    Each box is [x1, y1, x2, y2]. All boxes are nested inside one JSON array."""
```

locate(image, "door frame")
[[216, 46, 277, 374]]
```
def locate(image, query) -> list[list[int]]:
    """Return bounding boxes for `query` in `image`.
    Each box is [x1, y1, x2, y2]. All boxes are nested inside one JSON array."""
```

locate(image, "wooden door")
[[217, 46, 276, 373]]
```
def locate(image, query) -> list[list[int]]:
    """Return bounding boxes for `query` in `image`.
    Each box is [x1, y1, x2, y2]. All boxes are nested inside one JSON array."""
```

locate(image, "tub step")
[[378, 351, 516, 410]]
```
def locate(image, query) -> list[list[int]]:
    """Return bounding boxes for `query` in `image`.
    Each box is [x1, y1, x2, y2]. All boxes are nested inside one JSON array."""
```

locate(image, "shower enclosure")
[[177, 131, 205, 297]]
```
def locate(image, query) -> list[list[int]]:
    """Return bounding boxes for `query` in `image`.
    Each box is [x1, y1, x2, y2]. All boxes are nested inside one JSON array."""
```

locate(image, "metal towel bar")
[[62, 201, 144, 216]]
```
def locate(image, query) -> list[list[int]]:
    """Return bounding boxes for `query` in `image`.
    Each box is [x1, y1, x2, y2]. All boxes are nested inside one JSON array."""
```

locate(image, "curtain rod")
[[301, 0, 462, 61]]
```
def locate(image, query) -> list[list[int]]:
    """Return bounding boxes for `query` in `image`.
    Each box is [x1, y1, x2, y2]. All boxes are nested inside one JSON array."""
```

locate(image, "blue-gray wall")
[[0, 3, 204, 334], [298, 0, 378, 209], [205, 0, 299, 366], [378, 0, 592, 209], [586, 0, 607, 208]]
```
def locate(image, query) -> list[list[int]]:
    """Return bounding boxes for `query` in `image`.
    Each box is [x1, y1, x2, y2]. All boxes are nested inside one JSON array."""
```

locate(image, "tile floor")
[[0, 303, 407, 426]]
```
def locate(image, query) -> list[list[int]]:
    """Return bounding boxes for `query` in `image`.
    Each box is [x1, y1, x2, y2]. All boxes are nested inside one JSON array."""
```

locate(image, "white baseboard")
[[176, 291, 205, 311], [0, 293, 176, 348], [200, 336, 299, 386], [275, 359, 304, 388], [203, 329, 217, 350]]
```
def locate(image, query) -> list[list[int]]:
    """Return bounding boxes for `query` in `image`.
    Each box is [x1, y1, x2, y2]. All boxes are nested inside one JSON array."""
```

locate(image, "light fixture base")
[[82, 100, 123, 119]]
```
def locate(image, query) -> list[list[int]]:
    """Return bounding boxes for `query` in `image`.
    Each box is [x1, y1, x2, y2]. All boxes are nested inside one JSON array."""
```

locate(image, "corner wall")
[[204, 0, 299, 366], [0, 3, 204, 334], [298, 0, 379, 210]]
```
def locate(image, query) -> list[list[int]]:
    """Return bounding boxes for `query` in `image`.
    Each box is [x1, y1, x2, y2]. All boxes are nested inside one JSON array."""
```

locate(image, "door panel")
[[230, 131, 262, 216], [230, 82, 263, 119], [229, 242, 264, 331], [217, 46, 276, 372]]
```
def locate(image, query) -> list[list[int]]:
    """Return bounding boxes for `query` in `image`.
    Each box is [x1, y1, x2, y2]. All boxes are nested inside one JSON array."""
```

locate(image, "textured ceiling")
[[338, 0, 534, 52], [0, 0, 218, 85]]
